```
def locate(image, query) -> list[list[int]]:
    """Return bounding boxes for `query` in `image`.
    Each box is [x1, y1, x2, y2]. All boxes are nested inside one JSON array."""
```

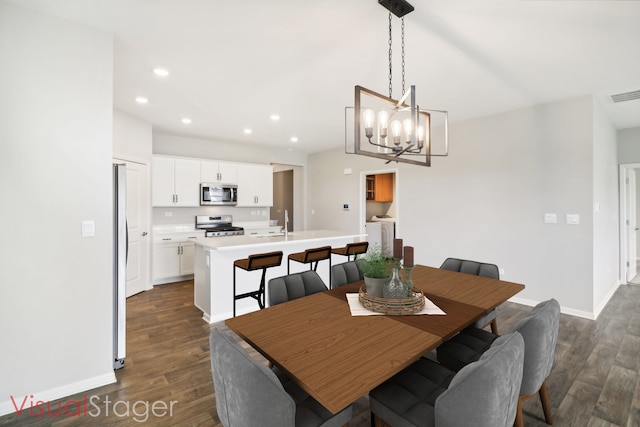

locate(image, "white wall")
[[153, 132, 307, 166], [309, 96, 617, 317], [113, 110, 153, 162], [617, 127, 640, 162], [592, 100, 620, 316], [0, 3, 115, 414]]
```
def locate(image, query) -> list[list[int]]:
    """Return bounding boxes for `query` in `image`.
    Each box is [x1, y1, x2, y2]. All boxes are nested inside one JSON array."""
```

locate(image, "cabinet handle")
[[176, 194, 179, 203], [162, 238, 172, 241], [142, 232, 148, 237]]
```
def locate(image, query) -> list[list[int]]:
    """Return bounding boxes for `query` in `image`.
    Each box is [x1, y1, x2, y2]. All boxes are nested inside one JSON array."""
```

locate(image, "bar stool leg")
[[233, 265, 237, 317], [258, 267, 267, 309]]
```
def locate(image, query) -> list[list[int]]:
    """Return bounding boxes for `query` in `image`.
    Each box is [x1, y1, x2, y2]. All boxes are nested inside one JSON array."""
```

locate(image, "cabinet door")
[[153, 242, 181, 280], [217, 161, 238, 184], [174, 159, 200, 207], [253, 165, 273, 206], [180, 242, 196, 275], [152, 157, 176, 207], [374, 174, 394, 202], [236, 164, 256, 206], [200, 160, 219, 183]]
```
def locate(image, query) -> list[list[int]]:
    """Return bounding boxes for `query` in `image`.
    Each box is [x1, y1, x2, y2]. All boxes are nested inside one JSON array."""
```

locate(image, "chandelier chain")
[[388, 12, 393, 98], [401, 17, 405, 96]]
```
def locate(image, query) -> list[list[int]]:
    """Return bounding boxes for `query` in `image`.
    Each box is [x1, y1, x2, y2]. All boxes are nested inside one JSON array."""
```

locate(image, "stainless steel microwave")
[[200, 183, 238, 206]]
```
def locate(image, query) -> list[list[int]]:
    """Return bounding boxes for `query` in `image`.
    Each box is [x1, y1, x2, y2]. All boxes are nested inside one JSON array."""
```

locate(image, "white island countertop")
[[195, 230, 366, 251], [193, 229, 367, 322]]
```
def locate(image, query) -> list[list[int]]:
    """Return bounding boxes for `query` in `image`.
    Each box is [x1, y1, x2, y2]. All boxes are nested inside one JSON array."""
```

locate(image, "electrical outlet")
[[499, 268, 505, 277]]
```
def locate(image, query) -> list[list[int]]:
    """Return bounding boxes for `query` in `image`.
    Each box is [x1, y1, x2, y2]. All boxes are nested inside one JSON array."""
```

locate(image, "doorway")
[[360, 169, 400, 257], [272, 169, 294, 232], [619, 163, 640, 285], [271, 164, 304, 232], [114, 157, 151, 297]]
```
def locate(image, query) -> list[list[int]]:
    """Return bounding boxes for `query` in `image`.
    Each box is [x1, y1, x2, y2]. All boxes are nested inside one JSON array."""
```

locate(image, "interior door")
[[627, 168, 637, 282], [117, 159, 151, 297]]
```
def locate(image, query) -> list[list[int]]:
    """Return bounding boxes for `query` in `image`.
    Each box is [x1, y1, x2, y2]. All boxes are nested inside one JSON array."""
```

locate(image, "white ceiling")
[[7, 0, 640, 153]]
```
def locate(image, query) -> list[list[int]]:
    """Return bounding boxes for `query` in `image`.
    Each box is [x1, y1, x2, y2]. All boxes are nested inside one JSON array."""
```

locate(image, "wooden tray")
[[358, 285, 425, 315]]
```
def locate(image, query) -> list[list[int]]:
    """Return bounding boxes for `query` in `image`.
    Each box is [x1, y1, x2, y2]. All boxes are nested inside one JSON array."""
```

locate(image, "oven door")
[[200, 183, 237, 206]]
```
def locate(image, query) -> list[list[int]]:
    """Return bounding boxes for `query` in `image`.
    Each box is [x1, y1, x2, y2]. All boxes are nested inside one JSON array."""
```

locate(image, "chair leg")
[[490, 318, 499, 334], [514, 396, 525, 427], [539, 380, 553, 424]]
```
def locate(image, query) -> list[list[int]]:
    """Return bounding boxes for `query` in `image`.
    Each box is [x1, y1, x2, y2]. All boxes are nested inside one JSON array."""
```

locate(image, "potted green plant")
[[356, 245, 392, 297]]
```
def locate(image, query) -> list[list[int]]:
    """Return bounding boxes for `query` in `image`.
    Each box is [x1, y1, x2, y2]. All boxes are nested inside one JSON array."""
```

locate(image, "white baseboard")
[[508, 296, 596, 320], [0, 372, 116, 416], [593, 280, 621, 319]]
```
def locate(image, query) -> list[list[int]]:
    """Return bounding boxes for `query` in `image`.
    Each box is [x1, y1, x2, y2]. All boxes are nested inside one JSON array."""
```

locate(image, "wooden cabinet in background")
[[366, 173, 394, 202]]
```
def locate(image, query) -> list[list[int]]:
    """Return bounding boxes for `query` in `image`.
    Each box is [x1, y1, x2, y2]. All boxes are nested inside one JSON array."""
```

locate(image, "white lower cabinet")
[[153, 237, 200, 284]]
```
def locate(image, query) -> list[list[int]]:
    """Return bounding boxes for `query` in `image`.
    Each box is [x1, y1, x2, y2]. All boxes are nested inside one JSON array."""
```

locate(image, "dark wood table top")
[[226, 264, 525, 414]]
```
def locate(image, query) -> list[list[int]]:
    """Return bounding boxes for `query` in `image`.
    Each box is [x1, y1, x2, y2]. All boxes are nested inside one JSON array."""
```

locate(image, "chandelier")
[[346, 0, 449, 167]]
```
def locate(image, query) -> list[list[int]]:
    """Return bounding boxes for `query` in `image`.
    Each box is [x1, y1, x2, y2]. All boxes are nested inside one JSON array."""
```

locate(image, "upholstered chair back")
[[510, 298, 560, 395], [331, 261, 364, 288], [209, 328, 296, 427], [435, 332, 525, 427], [268, 270, 328, 306]]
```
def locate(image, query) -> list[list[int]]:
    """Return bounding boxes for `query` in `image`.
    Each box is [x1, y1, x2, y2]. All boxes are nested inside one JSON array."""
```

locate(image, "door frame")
[[114, 156, 152, 296], [619, 163, 640, 284], [359, 168, 400, 237]]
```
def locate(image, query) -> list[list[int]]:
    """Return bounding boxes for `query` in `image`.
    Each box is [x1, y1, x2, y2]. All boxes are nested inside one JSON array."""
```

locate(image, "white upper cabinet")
[[152, 156, 200, 207], [201, 160, 238, 184], [236, 164, 273, 207]]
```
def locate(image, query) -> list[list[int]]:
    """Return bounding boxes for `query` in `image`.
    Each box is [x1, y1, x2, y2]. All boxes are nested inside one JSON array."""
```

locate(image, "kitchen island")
[[194, 230, 367, 323]]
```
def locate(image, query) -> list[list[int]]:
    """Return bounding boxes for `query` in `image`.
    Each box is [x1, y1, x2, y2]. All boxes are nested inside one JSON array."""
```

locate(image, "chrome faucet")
[[284, 210, 289, 238]]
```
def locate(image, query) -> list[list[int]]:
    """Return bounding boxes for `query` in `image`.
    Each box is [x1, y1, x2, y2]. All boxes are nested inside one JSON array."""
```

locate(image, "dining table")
[[224, 264, 525, 415]]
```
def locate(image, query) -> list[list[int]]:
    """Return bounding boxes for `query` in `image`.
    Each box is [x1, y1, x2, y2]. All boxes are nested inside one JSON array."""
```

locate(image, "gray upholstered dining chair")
[[369, 332, 525, 427], [440, 257, 501, 333], [437, 298, 560, 427], [209, 328, 353, 427], [330, 261, 364, 288], [268, 270, 328, 306]]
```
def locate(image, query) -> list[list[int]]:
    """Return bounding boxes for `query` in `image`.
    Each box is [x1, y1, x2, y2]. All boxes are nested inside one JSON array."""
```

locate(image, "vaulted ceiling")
[[8, 0, 640, 153]]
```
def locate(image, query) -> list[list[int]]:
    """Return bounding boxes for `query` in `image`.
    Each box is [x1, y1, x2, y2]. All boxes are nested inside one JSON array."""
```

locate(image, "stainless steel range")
[[195, 215, 244, 237]]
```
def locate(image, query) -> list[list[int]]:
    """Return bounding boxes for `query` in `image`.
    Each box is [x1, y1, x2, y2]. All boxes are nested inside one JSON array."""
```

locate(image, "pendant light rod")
[[378, 0, 414, 18]]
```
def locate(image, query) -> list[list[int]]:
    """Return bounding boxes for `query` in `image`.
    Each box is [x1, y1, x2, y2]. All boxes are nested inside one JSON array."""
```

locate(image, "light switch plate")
[[544, 213, 557, 224], [566, 214, 580, 225], [82, 220, 95, 237]]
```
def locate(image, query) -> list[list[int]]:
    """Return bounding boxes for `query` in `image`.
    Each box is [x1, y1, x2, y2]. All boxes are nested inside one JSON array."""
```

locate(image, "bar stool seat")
[[287, 246, 332, 284], [331, 241, 369, 262], [233, 251, 283, 317]]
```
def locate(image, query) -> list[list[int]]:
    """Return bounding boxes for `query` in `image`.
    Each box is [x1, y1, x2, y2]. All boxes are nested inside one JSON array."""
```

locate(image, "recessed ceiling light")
[[135, 96, 148, 104], [153, 68, 169, 77], [270, 114, 280, 121], [181, 117, 192, 124], [243, 128, 253, 135], [290, 136, 299, 143]]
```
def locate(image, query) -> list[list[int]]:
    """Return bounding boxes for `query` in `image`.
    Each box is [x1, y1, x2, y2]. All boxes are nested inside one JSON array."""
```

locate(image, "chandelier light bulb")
[[378, 111, 389, 139], [391, 120, 402, 146], [417, 125, 425, 149], [363, 109, 375, 138], [403, 119, 413, 144]]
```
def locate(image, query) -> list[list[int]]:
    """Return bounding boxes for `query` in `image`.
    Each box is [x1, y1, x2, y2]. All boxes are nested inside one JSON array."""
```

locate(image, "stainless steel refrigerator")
[[113, 163, 126, 369]]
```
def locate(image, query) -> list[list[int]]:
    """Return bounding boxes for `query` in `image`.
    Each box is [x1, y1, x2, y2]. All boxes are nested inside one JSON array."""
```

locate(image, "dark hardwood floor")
[[1, 280, 639, 426]]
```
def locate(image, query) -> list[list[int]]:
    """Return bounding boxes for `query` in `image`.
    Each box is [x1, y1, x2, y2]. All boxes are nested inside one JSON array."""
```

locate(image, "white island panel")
[[194, 230, 366, 323]]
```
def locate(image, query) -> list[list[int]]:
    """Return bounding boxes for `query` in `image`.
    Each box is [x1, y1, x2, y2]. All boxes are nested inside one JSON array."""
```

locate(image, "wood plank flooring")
[[1, 280, 639, 426]]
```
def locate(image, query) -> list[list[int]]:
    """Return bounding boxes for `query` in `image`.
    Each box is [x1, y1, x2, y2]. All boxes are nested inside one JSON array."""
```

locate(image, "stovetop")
[[196, 215, 244, 237]]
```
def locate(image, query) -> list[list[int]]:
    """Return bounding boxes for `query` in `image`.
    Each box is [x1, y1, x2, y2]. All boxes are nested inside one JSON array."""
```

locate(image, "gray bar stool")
[[233, 251, 283, 317]]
